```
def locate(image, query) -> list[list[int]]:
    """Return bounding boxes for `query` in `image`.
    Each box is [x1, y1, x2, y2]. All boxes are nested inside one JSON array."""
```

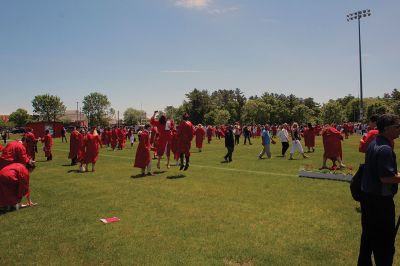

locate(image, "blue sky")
[[1, 0, 399, 116]]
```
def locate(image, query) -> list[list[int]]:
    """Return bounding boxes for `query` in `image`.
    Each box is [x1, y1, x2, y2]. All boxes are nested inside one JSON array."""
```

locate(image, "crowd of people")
[[1, 112, 400, 264]]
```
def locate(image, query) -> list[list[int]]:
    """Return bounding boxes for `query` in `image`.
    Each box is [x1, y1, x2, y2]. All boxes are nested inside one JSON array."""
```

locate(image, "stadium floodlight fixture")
[[346, 9, 372, 121]]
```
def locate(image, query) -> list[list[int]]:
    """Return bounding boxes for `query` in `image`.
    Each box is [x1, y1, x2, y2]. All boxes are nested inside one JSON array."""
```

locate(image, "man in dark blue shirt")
[[358, 114, 400, 266]]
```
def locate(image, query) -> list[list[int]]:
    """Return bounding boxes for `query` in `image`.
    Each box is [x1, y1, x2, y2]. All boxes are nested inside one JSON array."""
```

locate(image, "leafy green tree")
[[32, 94, 66, 122], [320, 101, 344, 124], [241, 99, 271, 124], [366, 100, 392, 118], [9, 108, 31, 127], [183, 89, 211, 125], [345, 99, 361, 122], [123, 108, 146, 126], [291, 104, 314, 124], [82, 92, 111, 127], [234, 88, 247, 122], [214, 109, 231, 125], [204, 111, 216, 125]]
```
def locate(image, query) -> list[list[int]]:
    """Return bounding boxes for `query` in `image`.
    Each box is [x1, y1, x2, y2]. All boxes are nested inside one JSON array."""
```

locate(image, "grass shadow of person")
[[153, 171, 166, 175], [131, 174, 145, 179], [67, 169, 83, 173], [167, 174, 185, 179]]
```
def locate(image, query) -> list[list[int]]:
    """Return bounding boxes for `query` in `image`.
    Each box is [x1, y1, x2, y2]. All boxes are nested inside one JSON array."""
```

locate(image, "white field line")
[[52, 148, 297, 178]]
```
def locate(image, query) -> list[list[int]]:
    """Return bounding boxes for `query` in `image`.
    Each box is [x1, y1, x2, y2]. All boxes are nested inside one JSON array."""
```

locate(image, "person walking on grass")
[[224, 125, 235, 162], [61, 127, 67, 143], [277, 124, 290, 157], [243, 125, 252, 145], [259, 124, 275, 159], [41, 129, 53, 161], [289, 123, 308, 160], [194, 124, 206, 152]]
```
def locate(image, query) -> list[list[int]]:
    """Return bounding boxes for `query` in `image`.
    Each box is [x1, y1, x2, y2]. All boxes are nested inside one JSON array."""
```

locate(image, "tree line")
[[2, 88, 399, 128]]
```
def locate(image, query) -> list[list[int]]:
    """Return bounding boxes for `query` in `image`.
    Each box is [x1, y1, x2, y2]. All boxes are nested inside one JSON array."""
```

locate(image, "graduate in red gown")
[[150, 111, 174, 169], [117, 127, 124, 150], [206, 125, 214, 144], [342, 122, 350, 139], [0, 143, 3, 153], [170, 128, 180, 166], [111, 126, 118, 151], [302, 123, 316, 153], [177, 113, 194, 171], [77, 129, 87, 172], [194, 124, 206, 152], [359, 114, 380, 153], [0, 141, 31, 169], [41, 130, 53, 161], [24, 128, 38, 161], [0, 162, 35, 210], [83, 127, 102, 172], [321, 125, 345, 169], [68, 127, 81, 165], [134, 125, 152, 176]]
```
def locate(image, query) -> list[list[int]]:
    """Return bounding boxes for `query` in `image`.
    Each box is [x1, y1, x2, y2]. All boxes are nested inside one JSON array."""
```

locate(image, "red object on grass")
[[100, 217, 120, 224]]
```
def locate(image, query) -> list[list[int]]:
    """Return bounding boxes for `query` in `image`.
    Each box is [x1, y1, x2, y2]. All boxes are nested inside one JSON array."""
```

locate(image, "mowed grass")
[[1, 134, 400, 265]]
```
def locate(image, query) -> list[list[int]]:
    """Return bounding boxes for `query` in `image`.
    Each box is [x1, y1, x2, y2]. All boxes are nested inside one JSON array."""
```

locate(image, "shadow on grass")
[[220, 161, 230, 164], [131, 174, 145, 179], [67, 169, 83, 173], [167, 174, 185, 179], [355, 207, 361, 213], [62, 164, 74, 167], [153, 171, 166, 175]]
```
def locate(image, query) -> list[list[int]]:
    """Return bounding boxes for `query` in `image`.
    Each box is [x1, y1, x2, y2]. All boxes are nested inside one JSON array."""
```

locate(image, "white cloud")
[[175, 0, 211, 9], [208, 6, 239, 15]]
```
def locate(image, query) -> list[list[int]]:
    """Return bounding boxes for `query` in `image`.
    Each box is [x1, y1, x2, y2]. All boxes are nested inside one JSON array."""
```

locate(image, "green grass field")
[[1, 134, 400, 265]]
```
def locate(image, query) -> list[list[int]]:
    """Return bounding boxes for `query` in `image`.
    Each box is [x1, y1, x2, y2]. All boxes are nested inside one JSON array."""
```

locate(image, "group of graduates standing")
[[134, 111, 195, 176]]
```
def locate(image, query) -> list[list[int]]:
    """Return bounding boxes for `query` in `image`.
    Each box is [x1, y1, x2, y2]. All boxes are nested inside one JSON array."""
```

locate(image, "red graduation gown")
[[24, 132, 37, 160], [134, 130, 151, 168], [359, 129, 379, 153], [77, 134, 86, 163], [177, 121, 194, 156], [69, 130, 81, 159], [322, 127, 343, 160], [0, 141, 30, 169], [111, 129, 118, 149], [84, 133, 102, 164], [41, 133, 53, 157], [150, 117, 172, 156], [0, 163, 30, 206], [303, 127, 315, 148], [195, 127, 205, 149]]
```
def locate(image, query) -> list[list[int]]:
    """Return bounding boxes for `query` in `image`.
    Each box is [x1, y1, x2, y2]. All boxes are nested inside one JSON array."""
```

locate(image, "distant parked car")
[[10, 127, 26, 134]]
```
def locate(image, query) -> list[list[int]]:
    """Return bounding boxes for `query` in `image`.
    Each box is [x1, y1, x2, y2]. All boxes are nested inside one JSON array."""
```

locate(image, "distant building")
[[59, 110, 88, 127], [0, 115, 9, 123]]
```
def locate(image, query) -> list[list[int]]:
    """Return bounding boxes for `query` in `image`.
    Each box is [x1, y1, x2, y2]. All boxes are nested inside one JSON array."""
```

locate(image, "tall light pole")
[[347, 9, 371, 121]]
